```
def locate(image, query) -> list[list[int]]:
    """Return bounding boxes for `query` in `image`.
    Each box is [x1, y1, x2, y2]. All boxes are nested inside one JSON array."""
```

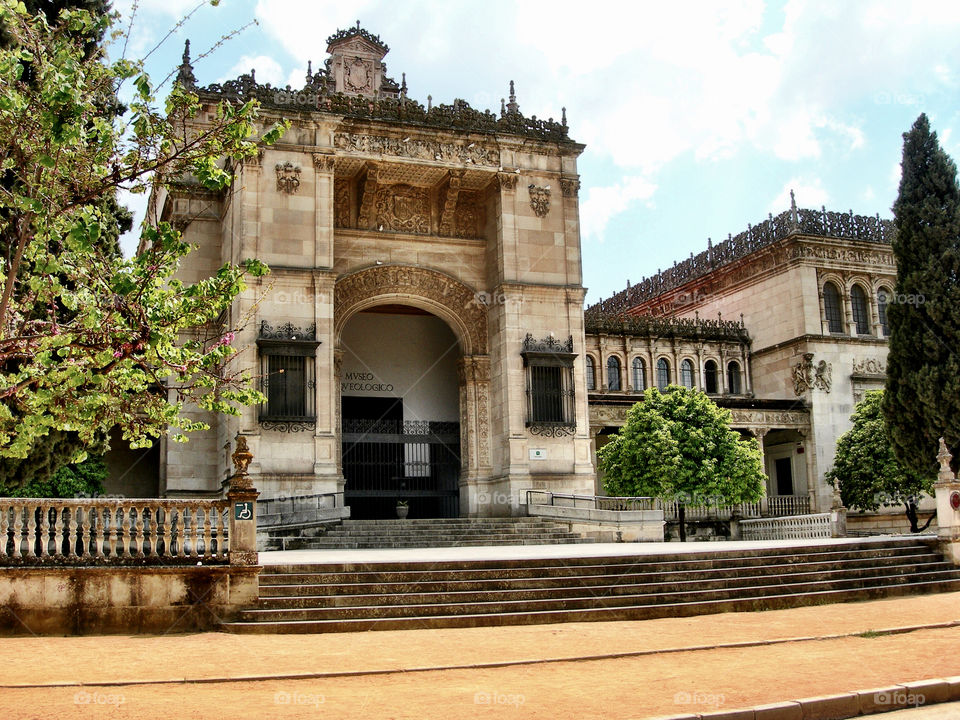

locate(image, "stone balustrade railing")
[[0, 499, 231, 565], [740, 512, 832, 541]]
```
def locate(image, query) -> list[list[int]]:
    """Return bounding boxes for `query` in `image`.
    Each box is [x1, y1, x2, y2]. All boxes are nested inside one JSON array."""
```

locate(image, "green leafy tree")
[[0, 453, 106, 497], [827, 390, 934, 533], [597, 386, 765, 541], [0, 1, 285, 488], [882, 113, 960, 476]]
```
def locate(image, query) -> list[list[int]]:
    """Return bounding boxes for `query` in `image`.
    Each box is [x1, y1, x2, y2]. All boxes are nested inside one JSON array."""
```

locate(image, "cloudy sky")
[[111, 0, 960, 305]]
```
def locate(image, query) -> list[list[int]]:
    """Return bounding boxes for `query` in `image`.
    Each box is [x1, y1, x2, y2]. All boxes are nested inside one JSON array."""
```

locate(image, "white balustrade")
[[0, 499, 230, 564], [740, 512, 832, 541]]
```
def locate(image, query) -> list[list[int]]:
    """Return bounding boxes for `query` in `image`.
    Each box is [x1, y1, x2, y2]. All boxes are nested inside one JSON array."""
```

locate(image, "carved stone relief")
[[344, 57, 375, 94], [375, 184, 430, 234], [334, 265, 488, 355], [497, 172, 519, 190], [528, 184, 551, 218], [312, 154, 335, 173], [334, 132, 498, 166], [793, 352, 832, 395], [560, 176, 580, 198], [275, 162, 301, 194], [334, 178, 351, 228], [852, 357, 886, 375], [455, 192, 482, 239]]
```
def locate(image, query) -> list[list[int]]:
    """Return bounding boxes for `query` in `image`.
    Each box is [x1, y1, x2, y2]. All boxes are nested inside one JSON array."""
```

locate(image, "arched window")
[[851, 284, 870, 335], [823, 281, 844, 333], [680, 359, 695, 388], [606, 356, 621, 391], [877, 287, 891, 337], [632, 357, 646, 391], [656, 358, 670, 390], [727, 360, 742, 395], [585, 355, 595, 391], [704, 360, 718, 394]]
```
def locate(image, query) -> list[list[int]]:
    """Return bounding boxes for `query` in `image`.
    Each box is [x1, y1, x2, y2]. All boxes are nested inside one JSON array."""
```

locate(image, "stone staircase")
[[263, 518, 593, 550], [221, 537, 960, 634]]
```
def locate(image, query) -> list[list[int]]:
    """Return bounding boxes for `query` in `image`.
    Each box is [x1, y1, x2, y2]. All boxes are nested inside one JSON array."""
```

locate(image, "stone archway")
[[333, 265, 492, 515]]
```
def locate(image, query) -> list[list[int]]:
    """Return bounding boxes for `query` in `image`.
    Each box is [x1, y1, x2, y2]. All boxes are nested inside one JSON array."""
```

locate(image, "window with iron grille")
[[680, 359, 695, 388], [656, 358, 670, 390], [632, 357, 646, 391], [727, 360, 742, 395], [585, 355, 596, 390], [257, 321, 320, 429], [704, 360, 718, 393], [606, 356, 621, 391], [522, 334, 576, 436]]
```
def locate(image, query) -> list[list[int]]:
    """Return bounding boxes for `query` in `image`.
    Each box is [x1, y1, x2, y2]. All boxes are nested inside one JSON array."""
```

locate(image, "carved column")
[[798, 428, 819, 512], [312, 153, 335, 268], [333, 347, 344, 480]]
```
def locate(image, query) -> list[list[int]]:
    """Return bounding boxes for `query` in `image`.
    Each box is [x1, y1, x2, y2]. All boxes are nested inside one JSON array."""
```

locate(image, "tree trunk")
[[904, 500, 935, 533], [678, 504, 687, 542]]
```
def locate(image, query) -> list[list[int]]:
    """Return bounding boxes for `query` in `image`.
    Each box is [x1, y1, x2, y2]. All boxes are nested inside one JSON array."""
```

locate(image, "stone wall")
[[0, 565, 259, 635]]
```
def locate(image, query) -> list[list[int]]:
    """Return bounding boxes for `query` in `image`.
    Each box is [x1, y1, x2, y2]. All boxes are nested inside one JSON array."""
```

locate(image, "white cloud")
[[581, 176, 658, 243], [770, 178, 829, 212], [220, 55, 287, 87]]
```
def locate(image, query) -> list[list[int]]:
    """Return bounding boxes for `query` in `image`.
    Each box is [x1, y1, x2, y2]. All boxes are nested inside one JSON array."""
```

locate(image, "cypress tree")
[[882, 113, 960, 475]]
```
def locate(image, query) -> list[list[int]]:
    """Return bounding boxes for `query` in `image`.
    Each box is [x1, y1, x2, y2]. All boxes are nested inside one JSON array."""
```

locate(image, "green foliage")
[[827, 390, 933, 532], [883, 113, 960, 476], [597, 386, 765, 506], [0, 452, 106, 497], [0, 1, 285, 487]]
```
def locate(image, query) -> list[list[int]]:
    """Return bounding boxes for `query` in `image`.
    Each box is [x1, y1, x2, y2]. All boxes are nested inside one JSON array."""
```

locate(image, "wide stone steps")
[[275, 518, 592, 550], [221, 538, 960, 634]]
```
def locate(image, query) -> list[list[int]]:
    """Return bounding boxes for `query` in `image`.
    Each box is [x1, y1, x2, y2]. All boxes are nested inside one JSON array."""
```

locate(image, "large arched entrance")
[[339, 305, 461, 518], [334, 265, 493, 519]]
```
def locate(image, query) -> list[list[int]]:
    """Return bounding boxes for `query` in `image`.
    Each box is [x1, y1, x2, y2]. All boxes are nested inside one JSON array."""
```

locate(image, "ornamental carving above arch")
[[334, 265, 488, 355]]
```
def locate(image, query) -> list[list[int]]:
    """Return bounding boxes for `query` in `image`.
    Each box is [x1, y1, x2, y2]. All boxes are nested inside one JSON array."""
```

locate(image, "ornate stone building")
[[587, 195, 899, 519], [146, 26, 594, 518]]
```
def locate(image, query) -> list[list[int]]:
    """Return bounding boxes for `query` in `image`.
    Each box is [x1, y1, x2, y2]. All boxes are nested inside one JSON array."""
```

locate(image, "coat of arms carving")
[[375, 184, 430, 234], [793, 353, 832, 395], [528, 184, 551, 218], [275, 162, 301, 194], [345, 56, 373, 94]]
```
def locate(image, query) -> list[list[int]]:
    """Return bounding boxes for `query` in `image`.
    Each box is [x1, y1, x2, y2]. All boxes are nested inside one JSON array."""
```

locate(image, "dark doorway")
[[774, 457, 794, 496], [341, 396, 460, 519]]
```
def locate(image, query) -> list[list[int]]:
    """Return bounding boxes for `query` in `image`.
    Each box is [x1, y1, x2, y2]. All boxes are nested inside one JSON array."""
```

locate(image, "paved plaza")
[[2, 588, 959, 719]]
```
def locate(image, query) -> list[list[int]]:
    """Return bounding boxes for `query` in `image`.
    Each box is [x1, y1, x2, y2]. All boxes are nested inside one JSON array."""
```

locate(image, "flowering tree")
[[0, 1, 284, 486]]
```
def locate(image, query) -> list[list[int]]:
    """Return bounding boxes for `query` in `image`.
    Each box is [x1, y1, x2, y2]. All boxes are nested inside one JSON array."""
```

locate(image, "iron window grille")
[[727, 360, 742, 395], [877, 288, 890, 336], [823, 282, 844, 333], [257, 321, 320, 430], [632, 357, 646, 391], [850, 285, 870, 335], [606, 356, 621, 391], [522, 334, 576, 436]]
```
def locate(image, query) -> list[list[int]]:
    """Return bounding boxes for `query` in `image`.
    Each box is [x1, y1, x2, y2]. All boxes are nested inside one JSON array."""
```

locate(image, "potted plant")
[[396, 499, 409, 519]]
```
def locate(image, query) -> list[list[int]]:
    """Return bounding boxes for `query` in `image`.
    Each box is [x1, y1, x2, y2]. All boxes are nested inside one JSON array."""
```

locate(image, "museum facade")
[[133, 25, 905, 526]]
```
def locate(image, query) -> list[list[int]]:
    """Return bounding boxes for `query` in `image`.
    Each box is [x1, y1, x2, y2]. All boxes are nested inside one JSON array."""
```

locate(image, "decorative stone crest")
[[528, 184, 551, 218], [793, 353, 832, 395], [375, 184, 430, 234], [344, 56, 374, 94], [275, 162, 301, 194]]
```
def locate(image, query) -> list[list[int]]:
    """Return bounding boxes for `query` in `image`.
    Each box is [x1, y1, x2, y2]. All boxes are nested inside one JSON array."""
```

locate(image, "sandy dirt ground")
[[1, 592, 959, 719]]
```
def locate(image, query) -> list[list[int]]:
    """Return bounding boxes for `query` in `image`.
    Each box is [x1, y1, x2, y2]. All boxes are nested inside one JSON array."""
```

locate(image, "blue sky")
[[112, 0, 960, 306]]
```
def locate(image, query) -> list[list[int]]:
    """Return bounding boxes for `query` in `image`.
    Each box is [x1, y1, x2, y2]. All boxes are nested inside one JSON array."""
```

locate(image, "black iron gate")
[[342, 419, 461, 519]]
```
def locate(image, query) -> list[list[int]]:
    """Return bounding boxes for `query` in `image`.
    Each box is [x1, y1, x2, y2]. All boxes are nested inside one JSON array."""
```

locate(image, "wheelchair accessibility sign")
[[234, 501, 254, 520]]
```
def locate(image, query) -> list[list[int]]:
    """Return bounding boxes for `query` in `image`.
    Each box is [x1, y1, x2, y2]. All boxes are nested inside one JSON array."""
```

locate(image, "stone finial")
[[400, 72, 407, 96], [561, 107, 567, 127], [506, 80, 519, 114], [305, 59, 313, 84], [938, 436, 955, 483], [789, 188, 799, 231], [231, 434, 254, 488], [176, 39, 197, 89]]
